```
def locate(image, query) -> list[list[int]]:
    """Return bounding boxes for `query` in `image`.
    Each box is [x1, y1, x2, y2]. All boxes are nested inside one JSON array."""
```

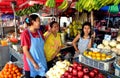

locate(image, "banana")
[[60, 0, 68, 10], [58, 0, 67, 9]]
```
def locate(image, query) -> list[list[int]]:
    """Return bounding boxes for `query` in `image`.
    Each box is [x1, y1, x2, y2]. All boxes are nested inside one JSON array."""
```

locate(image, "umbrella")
[[100, 5, 120, 14]]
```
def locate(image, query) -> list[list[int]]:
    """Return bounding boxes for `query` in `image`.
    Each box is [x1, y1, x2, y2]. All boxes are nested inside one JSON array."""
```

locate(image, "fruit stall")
[[0, 0, 120, 78]]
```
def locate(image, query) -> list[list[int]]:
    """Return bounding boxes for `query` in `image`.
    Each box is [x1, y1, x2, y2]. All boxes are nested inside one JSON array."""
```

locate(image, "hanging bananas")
[[75, 0, 120, 12], [58, 0, 68, 10], [45, 0, 55, 8]]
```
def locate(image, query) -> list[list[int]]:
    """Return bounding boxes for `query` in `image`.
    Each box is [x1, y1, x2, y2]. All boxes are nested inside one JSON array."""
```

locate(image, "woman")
[[44, 21, 62, 69], [21, 14, 47, 78], [72, 22, 92, 58]]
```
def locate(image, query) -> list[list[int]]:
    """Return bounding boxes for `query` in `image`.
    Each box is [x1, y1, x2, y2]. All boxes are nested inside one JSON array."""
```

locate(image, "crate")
[[79, 54, 115, 71]]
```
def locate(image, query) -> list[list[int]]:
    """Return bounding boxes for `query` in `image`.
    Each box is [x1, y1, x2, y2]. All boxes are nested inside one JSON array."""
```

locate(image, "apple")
[[83, 74, 90, 78], [68, 66, 73, 73], [79, 63, 83, 67], [60, 74, 65, 78], [93, 68, 99, 74], [83, 67, 89, 74], [77, 66, 83, 71], [78, 71, 84, 78], [98, 73, 105, 78], [73, 62, 79, 69], [72, 69, 78, 76], [72, 76, 78, 78], [89, 71, 95, 77], [64, 71, 69, 77], [68, 74, 72, 78]]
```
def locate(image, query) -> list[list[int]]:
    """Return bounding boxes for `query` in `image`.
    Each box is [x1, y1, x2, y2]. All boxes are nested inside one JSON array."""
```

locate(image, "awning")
[[0, 0, 63, 14]]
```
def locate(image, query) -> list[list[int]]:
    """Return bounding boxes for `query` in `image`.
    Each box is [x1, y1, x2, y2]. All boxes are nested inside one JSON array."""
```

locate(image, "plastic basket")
[[79, 54, 115, 71]]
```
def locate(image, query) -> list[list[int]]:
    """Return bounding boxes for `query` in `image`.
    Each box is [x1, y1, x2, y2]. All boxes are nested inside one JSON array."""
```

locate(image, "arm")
[[87, 39, 92, 48], [44, 31, 51, 40], [23, 46, 39, 69], [72, 34, 80, 53]]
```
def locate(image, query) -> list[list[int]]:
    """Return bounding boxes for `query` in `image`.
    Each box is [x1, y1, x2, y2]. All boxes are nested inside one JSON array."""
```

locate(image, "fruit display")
[[66, 21, 82, 37], [58, 0, 68, 11], [0, 62, 23, 78], [46, 60, 71, 78], [75, 0, 120, 12], [61, 62, 105, 78], [97, 35, 120, 55], [45, 0, 55, 8], [16, 4, 43, 16], [83, 49, 114, 61]]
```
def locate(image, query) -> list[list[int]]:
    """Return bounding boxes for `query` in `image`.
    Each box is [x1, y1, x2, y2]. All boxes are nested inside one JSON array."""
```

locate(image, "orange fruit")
[[8, 74, 12, 78], [15, 69, 19, 73]]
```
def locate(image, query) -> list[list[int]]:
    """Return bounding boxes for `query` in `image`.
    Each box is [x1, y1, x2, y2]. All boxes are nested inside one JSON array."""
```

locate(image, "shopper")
[[72, 22, 92, 59], [21, 13, 47, 78], [44, 21, 62, 69]]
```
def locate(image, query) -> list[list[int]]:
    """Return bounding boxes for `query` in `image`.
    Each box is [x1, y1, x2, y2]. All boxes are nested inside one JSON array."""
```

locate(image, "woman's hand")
[[33, 62, 40, 70]]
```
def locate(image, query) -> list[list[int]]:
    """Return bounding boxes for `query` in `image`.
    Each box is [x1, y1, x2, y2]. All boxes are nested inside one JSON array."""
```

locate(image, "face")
[[32, 17, 40, 29], [83, 25, 91, 35], [51, 23, 59, 33]]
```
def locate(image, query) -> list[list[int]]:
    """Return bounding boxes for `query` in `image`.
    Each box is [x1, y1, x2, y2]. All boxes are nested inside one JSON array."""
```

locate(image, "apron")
[[27, 30, 47, 77]]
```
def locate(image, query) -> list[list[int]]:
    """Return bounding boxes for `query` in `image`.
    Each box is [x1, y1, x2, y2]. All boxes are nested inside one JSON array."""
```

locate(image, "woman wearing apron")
[[21, 14, 47, 78], [72, 22, 92, 61]]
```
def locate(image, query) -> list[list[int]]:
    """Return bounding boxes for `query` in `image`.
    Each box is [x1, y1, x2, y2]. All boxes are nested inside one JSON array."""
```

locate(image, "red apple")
[[89, 71, 95, 77], [72, 76, 78, 78], [73, 62, 79, 69], [68, 74, 72, 78], [72, 69, 78, 76], [61, 74, 65, 78], [93, 68, 99, 74], [77, 66, 83, 71], [78, 71, 84, 78], [83, 67, 89, 74], [79, 63, 83, 67], [83, 74, 90, 78], [64, 71, 69, 77], [98, 73, 105, 78], [68, 66, 73, 73]]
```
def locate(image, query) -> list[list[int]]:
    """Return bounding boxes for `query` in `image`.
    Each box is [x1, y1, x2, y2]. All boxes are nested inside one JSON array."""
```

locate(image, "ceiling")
[[0, 0, 63, 14]]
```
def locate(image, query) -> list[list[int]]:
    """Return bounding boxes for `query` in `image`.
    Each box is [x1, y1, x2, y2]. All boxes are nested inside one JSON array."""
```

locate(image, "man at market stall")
[[44, 21, 62, 69], [72, 22, 92, 61], [21, 13, 47, 78]]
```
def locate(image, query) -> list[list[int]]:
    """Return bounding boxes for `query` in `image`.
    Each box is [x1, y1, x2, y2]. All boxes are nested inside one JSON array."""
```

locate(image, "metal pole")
[[11, 3, 17, 38]]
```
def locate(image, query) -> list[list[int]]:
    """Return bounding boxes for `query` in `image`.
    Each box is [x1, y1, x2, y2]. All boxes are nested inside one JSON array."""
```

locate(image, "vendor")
[[44, 21, 62, 69], [72, 22, 92, 59], [21, 14, 47, 78]]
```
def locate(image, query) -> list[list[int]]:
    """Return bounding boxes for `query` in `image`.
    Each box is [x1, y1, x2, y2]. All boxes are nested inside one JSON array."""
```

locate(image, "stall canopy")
[[0, 0, 63, 14]]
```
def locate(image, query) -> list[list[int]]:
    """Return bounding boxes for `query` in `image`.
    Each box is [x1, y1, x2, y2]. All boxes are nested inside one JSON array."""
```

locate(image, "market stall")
[[0, 0, 120, 78]]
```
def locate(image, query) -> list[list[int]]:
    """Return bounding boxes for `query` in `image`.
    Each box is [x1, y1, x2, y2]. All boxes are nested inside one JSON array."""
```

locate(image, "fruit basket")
[[79, 49, 116, 72], [83, 48, 116, 62]]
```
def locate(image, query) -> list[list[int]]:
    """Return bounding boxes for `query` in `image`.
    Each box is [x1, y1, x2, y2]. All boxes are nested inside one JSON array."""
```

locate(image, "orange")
[[8, 74, 12, 78]]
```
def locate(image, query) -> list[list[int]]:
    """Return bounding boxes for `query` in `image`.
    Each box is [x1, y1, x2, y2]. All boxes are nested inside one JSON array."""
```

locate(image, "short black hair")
[[50, 21, 58, 28]]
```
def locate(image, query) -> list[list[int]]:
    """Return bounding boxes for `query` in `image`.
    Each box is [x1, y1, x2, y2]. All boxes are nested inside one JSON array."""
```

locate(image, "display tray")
[[83, 48, 116, 62]]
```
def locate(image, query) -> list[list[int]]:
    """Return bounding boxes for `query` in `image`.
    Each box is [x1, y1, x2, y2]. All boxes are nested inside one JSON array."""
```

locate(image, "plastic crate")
[[79, 54, 115, 71]]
